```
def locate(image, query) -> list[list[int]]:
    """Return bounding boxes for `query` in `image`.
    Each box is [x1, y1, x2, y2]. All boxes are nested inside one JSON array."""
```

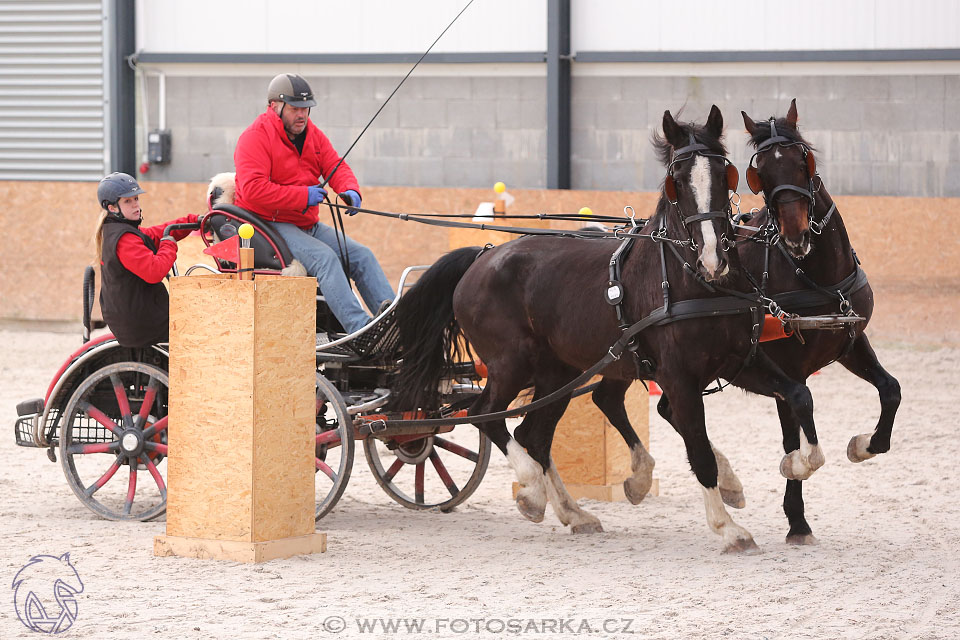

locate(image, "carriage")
[[13, 202, 492, 522]]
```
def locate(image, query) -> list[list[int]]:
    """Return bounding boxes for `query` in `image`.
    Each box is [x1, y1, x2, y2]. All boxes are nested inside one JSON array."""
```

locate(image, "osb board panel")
[[167, 275, 256, 541], [551, 379, 648, 486], [251, 276, 316, 542], [155, 532, 327, 563], [2, 180, 958, 345]]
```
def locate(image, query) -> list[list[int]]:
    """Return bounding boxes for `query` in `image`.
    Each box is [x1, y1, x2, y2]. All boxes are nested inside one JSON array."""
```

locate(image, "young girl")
[[94, 172, 198, 347]]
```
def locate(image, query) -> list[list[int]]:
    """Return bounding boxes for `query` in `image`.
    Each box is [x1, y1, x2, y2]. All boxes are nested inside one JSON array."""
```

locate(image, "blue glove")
[[340, 189, 361, 216], [307, 185, 328, 207]]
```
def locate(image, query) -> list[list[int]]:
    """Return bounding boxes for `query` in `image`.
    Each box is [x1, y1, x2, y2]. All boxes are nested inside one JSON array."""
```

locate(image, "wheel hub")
[[394, 436, 434, 465], [119, 430, 144, 456]]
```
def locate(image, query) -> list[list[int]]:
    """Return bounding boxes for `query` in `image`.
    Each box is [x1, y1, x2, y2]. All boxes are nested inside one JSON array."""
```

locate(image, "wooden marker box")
[[154, 274, 326, 562]]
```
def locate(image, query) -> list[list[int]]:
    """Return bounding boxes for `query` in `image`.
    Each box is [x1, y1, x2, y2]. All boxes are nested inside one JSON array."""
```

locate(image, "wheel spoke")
[[68, 442, 119, 455], [415, 462, 425, 504], [316, 459, 336, 481], [316, 430, 342, 446], [433, 436, 479, 462], [141, 416, 167, 439], [110, 373, 134, 429], [84, 455, 124, 497], [135, 378, 160, 429], [139, 454, 166, 497], [80, 401, 121, 436], [429, 450, 460, 497], [382, 458, 404, 483], [123, 465, 137, 515], [144, 442, 168, 456]]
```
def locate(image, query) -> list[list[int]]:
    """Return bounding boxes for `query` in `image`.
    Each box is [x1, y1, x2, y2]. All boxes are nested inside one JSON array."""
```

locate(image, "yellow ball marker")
[[237, 223, 255, 281], [493, 181, 506, 194], [578, 207, 593, 217]]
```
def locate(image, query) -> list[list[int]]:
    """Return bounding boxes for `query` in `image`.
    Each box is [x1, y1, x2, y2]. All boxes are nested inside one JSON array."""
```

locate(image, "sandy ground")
[[1, 324, 958, 640]]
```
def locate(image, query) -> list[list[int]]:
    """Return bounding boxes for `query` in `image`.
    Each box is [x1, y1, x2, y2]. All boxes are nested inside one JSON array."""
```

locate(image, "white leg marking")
[[702, 487, 757, 553], [544, 463, 603, 533], [780, 430, 826, 480], [712, 445, 745, 509], [689, 156, 721, 276], [624, 444, 655, 504], [506, 439, 547, 522]]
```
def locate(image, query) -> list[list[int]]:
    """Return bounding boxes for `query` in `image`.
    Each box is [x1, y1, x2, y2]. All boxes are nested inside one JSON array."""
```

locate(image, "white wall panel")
[[137, 0, 546, 54]]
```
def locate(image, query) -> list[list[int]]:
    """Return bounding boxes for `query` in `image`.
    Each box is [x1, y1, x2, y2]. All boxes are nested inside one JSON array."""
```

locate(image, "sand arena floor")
[[1, 325, 958, 639]]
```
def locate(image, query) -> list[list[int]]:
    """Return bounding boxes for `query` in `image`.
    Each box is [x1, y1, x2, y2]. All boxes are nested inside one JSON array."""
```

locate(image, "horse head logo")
[[12, 553, 84, 634]]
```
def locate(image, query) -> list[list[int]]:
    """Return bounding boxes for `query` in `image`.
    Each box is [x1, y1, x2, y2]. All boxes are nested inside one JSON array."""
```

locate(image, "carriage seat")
[[204, 203, 295, 270]]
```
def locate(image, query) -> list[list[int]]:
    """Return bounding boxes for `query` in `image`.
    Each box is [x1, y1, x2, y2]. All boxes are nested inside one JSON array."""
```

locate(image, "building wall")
[[137, 67, 959, 196]]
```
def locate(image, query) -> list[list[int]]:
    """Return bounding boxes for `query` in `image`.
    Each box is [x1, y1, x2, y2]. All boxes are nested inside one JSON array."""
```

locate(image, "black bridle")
[[747, 119, 835, 235], [664, 133, 739, 253]]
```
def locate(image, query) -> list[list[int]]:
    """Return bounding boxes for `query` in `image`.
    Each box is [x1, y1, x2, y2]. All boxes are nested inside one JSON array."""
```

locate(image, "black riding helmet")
[[97, 172, 145, 213], [267, 73, 316, 116]]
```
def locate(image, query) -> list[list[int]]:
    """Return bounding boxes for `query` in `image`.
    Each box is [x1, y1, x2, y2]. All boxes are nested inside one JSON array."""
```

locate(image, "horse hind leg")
[[517, 365, 603, 533], [839, 334, 902, 462], [470, 373, 548, 523], [592, 378, 655, 505], [657, 394, 744, 508]]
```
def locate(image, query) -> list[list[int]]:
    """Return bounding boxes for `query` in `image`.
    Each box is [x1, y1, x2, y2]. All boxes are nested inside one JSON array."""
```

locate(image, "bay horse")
[[655, 99, 901, 545], [391, 106, 819, 553]]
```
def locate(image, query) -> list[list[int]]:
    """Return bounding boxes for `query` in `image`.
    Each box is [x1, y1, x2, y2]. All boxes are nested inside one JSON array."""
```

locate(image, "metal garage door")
[[0, 0, 106, 180]]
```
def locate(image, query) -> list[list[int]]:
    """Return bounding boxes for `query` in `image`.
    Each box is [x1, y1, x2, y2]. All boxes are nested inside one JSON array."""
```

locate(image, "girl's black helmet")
[[97, 172, 145, 210]]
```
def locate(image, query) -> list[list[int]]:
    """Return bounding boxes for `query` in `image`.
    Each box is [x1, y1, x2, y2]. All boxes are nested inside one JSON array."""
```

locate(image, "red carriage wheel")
[[314, 373, 354, 520], [59, 362, 168, 521], [363, 426, 490, 512]]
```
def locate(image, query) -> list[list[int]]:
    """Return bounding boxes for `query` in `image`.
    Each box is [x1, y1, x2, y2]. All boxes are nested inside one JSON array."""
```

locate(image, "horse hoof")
[[515, 494, 545, 523], [623, 476, 652, 505], [780, 452, 814, 480], [808, 445, 826, 471], [722, 537, 760, 555], [786, 532, 819, 546], [571, 521, 604, 534], [846, 434, 876, 463], [720, 487, 746, 509]]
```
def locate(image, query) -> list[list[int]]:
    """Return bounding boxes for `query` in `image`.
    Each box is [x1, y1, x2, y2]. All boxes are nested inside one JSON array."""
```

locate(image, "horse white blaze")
[[690, 155, 721, 276]]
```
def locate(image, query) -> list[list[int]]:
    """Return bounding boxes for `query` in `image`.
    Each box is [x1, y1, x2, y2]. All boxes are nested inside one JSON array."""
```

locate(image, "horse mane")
[[745, 116, 816, 152], [651, 117, 727, 167]]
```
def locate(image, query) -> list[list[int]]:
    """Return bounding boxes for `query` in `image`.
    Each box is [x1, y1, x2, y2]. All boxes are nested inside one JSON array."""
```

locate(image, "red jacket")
[[233, 109, 360, 227], [115, 215, 198, 283]]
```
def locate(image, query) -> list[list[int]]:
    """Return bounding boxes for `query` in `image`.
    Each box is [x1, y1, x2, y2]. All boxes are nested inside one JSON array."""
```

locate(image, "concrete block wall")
[[140, 72, 958, 196]]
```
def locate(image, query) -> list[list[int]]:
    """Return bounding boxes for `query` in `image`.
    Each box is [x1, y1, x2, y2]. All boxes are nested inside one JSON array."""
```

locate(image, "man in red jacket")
[[234, 73, 394, 333]]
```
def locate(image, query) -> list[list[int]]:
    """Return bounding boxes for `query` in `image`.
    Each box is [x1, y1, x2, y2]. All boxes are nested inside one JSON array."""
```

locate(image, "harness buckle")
[[838, 292, 852, 315], [809, 218, 824, 235], [607, 346, 622, 362]]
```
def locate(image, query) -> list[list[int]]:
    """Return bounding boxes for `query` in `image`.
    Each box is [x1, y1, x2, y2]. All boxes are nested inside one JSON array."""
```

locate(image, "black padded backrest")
[[204, 204, 295, 269]]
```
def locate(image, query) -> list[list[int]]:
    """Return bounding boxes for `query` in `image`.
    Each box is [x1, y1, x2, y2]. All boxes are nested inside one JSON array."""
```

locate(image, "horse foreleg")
[[662, 378, 757, 554], [592, 378, 655, 505], [737, 352, 824, 480], [658, 394, 744, 508], [506, 439, 548, 522], [776, 399, 818, 545], [839, 334, 901, 462]]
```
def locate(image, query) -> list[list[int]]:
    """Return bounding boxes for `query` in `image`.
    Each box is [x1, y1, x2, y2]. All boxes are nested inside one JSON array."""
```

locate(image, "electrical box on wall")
[[147, 129, 172, 164]]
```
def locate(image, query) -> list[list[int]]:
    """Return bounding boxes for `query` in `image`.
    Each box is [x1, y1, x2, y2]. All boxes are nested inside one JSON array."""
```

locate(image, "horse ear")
[[746, 166, 762, 194], [664, 175, 677, 201], [742, 111, 758, 136], [706, 104, 723, 138], [806, 151, 817, 176], [787, 98, 798, 127], [662, 110, 685, 147], [727, 164, 739, 191]]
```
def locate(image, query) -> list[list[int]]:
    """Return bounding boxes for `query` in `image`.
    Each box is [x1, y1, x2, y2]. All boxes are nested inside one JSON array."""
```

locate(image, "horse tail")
[[389, 246, 482, 410]]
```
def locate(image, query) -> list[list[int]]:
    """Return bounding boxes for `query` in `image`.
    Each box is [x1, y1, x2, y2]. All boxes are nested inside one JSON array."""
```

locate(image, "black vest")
[[99, 218, 169, 347]]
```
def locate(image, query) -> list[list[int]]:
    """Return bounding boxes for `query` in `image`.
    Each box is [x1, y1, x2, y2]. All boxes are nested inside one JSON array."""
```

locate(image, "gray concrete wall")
[[140, 72, 959, 196]]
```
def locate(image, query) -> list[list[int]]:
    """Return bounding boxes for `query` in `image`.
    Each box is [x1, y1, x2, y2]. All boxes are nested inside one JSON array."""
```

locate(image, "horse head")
[[742, 99, 818, 259], [655, 105, 739, 282]]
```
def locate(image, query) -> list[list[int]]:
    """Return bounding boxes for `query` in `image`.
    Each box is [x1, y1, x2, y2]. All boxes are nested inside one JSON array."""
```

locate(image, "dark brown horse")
[[655, 99, 900, 545], [391, 106, 819, 553]]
